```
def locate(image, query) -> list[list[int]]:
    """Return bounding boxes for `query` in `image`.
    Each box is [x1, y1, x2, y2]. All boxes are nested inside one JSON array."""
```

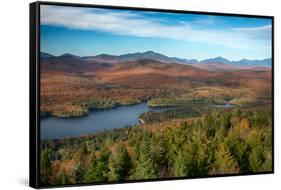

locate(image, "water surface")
[[41, 102, 163, 139], [213, 103, 236, 108]]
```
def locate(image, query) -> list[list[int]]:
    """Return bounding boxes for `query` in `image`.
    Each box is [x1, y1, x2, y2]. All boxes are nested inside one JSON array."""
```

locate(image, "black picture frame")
[[30, 1, 274, 188]]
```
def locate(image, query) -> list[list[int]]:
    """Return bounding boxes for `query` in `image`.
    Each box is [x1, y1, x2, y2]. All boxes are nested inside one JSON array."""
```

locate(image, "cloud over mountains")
[[41, 5, 272, 52]]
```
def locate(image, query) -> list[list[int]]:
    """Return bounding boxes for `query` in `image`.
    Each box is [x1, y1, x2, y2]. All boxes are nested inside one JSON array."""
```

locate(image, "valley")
[[40, 51, 272, 185], [40, 51, 272, 118], [38, 5, 273, 186]]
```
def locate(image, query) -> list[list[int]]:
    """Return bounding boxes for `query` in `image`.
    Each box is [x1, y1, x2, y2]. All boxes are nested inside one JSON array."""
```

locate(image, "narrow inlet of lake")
[[40, 102, 164, 139]]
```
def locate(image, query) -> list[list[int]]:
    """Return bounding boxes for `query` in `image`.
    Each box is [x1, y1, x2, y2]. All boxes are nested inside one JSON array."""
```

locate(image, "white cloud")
[[232, 25, 272, 31], [41, 5, 271, 50]]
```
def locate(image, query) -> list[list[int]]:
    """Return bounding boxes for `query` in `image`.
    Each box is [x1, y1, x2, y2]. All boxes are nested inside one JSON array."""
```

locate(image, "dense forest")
[[40, 107, 272, 185], [40, 52, 272, 186], [40, 54, 272, 118]]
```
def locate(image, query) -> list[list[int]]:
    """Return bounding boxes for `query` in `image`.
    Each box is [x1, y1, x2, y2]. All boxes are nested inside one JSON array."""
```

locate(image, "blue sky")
[[40, 5, 272, 61]]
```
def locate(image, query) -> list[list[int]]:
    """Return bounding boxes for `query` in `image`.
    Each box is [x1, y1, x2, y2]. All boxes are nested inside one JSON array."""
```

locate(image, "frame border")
[[30, 2, 40, 188], [29, 1, 274, 189]]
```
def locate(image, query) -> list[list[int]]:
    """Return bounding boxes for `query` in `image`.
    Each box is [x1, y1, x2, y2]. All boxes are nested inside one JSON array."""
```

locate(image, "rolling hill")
[[39, 51, 272, 119], [41, 53, 108, 73]]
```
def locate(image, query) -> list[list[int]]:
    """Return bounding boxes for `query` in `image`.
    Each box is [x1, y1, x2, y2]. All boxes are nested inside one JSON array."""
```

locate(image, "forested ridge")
[[40, 54, 271, 118], [40, 54, 272, 185], [40, 107, 272, 185]]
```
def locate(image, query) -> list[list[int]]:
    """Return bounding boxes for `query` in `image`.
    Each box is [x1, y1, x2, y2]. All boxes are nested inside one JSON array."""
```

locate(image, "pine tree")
[[131, 141, 158, 179], [108, 144, 132, 181], [40, 148, 53, 184], [249, 146, 263, 172], [85, 151, 109, 182], [59, 170, 70, 185], [81, 143, 88, 155], [74, 162, 85, 183], [212, 143, 239, 174], [173, 150, 188, 177], [260, 152, 272, 171]]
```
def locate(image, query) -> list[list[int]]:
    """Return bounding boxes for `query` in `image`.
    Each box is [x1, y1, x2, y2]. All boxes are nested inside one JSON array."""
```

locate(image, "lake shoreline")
[[40, 102, 165, 139], [41, 101, 147, 119], [40, 100, 239, 140]]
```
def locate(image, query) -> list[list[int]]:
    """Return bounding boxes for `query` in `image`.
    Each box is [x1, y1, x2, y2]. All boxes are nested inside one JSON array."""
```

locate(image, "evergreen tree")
[[173, 150, 189, 177], [74, 162, 85, 183], [59, 170, 70, 185], [212, 143, 239, 174], [85, 151, 109, 182], [39, 108, 272, 185], [249, 146, 263, 172], [131, 141, 158, 179], [260, 152, 272, 171], [81, 143, 89, 155], [40, 148, 54, 184], [108, 144, 132, 181]]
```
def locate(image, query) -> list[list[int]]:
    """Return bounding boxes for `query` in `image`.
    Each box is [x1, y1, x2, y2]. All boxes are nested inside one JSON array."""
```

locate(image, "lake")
[[40, 102, 164, 139], [213, 103, 236, 108]]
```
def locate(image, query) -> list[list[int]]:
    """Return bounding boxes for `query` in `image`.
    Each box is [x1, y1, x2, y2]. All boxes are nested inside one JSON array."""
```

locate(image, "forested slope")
[[40, 107, 272, 185]]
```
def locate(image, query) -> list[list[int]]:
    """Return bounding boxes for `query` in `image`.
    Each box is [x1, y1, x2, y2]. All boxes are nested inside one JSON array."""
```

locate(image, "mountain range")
[[41, 51, 272, 67]]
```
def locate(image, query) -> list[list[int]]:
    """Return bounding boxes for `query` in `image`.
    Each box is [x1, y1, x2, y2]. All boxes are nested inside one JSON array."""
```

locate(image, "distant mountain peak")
[[216, 56, 224, 58], [94, 53, 117, 58], [143, 51, 159, 55], [97, 53, 112, 56], [41, 51, 271, 67], [59, 53, 82, 60], [143, 50, 155, 53], [232, 57, 271, 67], [201, 57, 230, 64], [40, 52, 55, 58], [60, 53, 76, 57]]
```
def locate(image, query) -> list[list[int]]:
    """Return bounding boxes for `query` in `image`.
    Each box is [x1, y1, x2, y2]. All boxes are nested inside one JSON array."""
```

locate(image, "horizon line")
[[40, 50, 272, 62]]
